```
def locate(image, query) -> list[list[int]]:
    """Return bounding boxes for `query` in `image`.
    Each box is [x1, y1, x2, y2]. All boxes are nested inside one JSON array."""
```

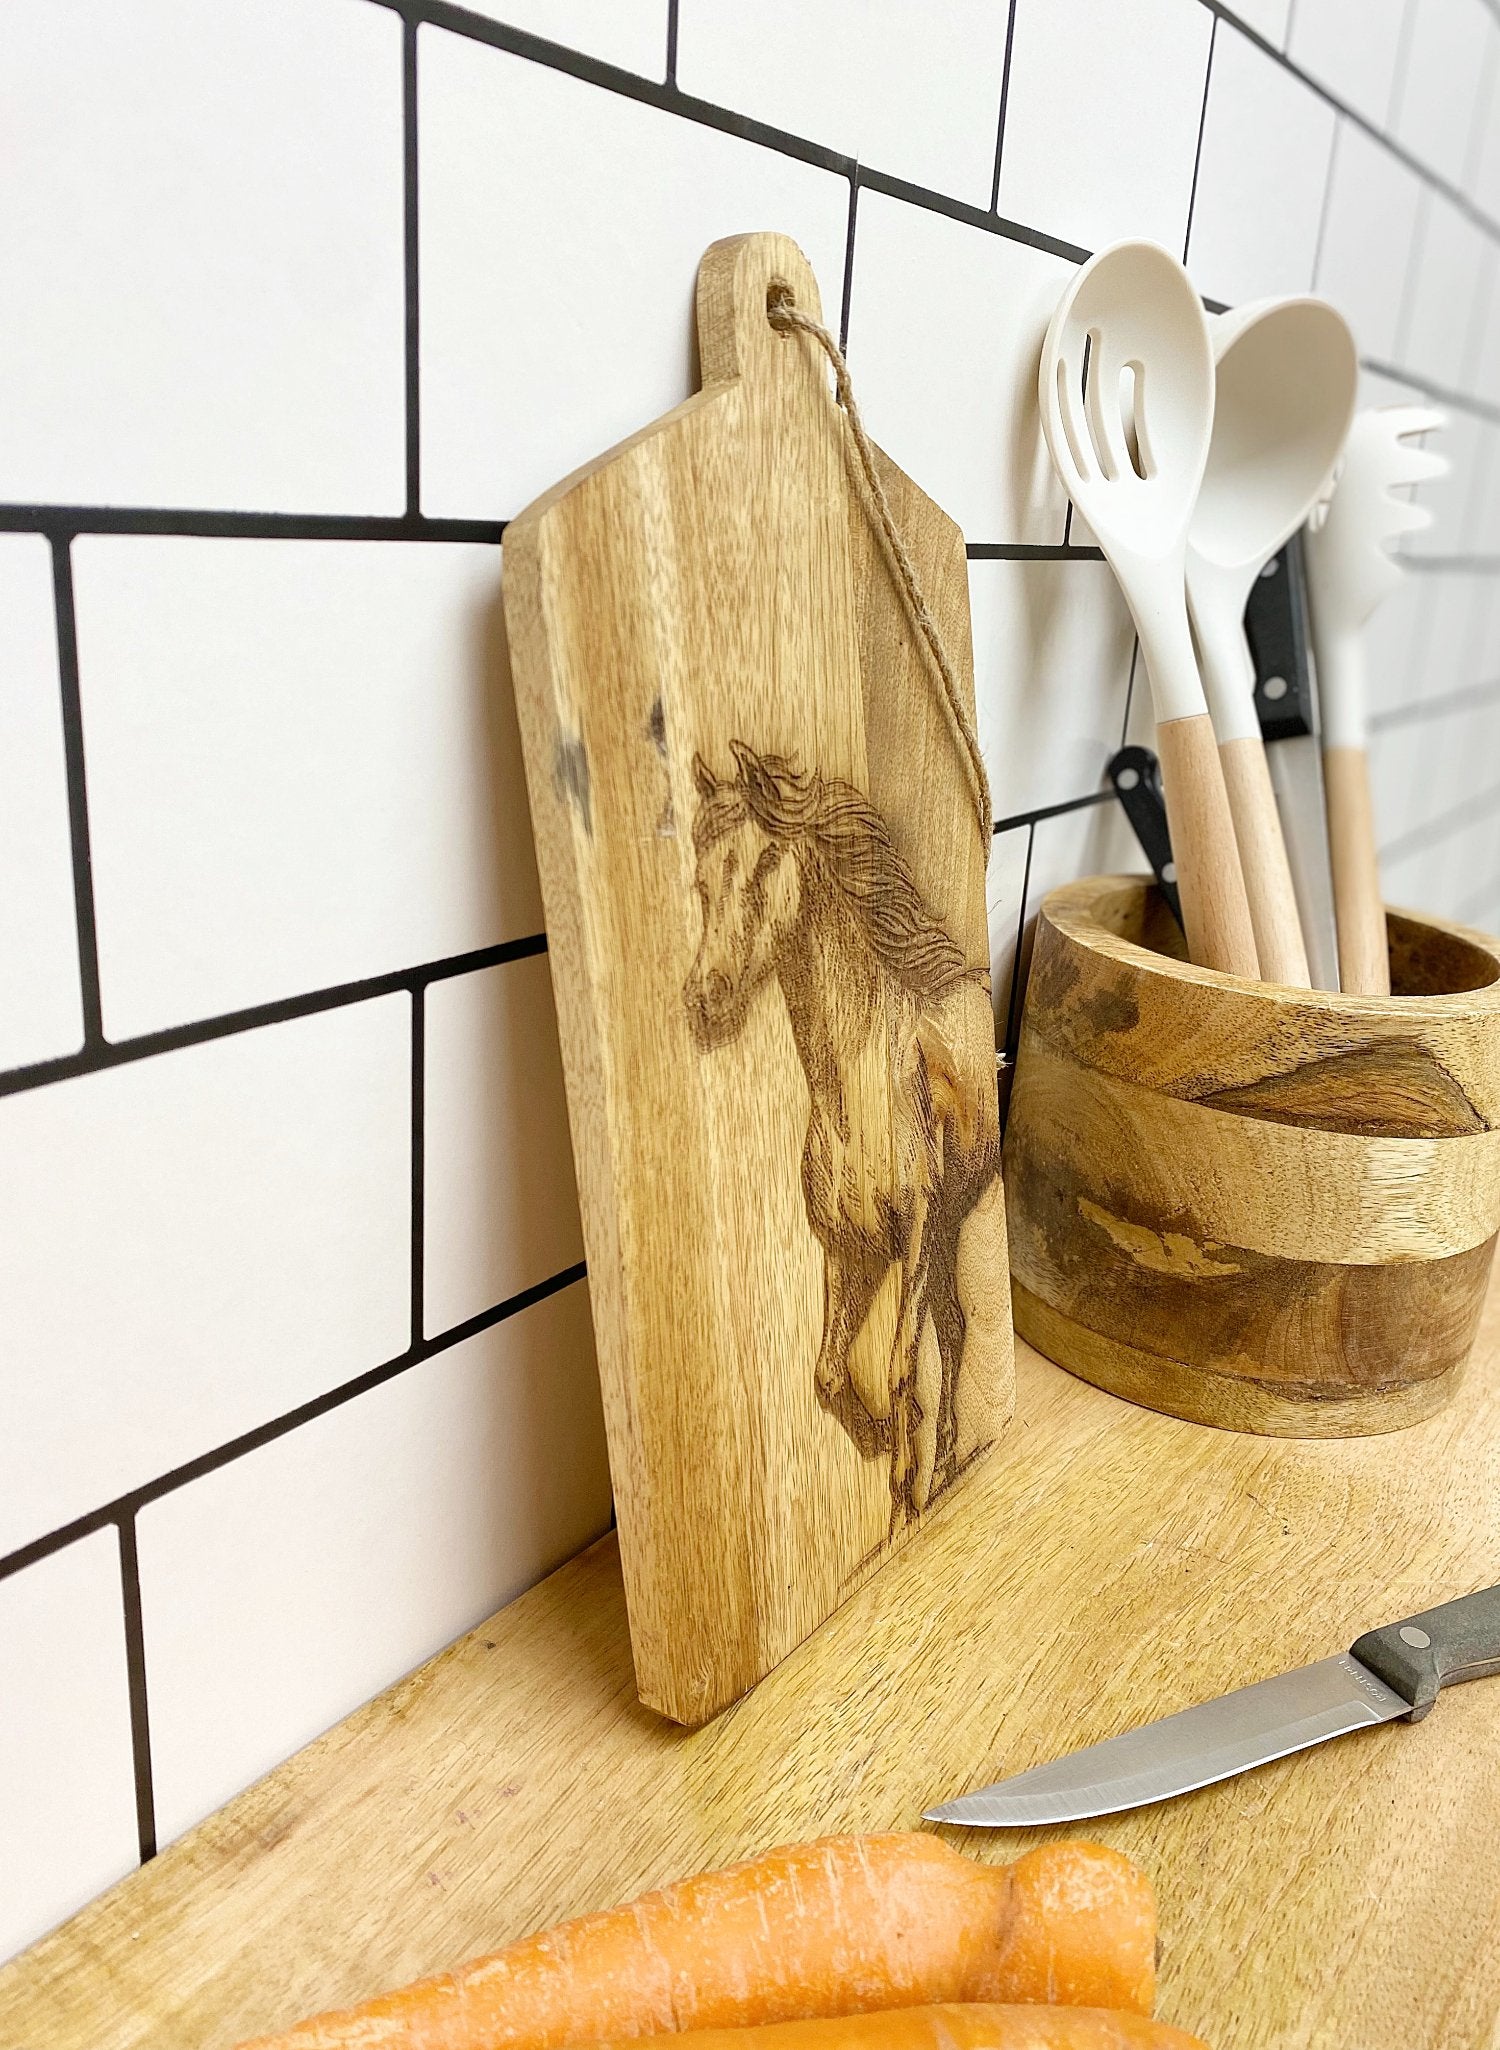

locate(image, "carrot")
[[584, 2008, 1205, 2050], [237, 1833, 1157, 2050]]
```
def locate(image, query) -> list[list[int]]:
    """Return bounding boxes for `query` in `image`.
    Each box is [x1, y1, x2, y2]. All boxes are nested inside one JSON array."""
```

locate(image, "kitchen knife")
[[924, 1583, 1500, 1827], [1244, 536, 1341, 992]]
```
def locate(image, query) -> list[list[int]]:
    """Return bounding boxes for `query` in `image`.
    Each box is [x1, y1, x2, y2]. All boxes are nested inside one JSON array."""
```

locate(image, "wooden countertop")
[[5, 1301, 1500, 2050]]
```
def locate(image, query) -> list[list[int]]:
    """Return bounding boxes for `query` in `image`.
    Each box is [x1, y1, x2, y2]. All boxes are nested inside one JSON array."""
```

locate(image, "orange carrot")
[[237, 1833, 1157, 2050], [585, 2008, 1205, 2050]]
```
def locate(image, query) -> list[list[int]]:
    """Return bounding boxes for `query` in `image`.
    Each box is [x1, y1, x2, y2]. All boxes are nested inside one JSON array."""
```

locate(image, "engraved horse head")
[[682, 741, 808, 1050]]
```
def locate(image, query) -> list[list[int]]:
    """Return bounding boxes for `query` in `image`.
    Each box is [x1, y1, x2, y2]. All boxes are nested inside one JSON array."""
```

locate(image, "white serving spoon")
[[1304, 405, 1448, 996], [1186, 298, 1358, 989], [1039, 241, 1258, 978]]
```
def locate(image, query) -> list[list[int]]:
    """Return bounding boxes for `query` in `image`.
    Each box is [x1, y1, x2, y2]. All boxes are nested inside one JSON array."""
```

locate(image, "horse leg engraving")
[[888, 1198, 932, 1533], [814, 1250, 890, 1458]]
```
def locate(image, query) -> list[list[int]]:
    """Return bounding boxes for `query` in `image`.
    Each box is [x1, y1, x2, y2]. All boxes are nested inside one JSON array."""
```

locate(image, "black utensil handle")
[[1106, 746, 1183, 930], [1350, 1583, 1500, 1721]]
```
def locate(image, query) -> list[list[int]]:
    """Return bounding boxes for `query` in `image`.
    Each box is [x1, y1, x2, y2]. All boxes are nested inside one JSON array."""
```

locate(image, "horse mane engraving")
[[692, 745, 974, 1005], [683, 739, 1001, 1537]]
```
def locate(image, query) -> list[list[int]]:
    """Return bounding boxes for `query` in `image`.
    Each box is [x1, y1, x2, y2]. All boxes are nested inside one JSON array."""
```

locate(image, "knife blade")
[[925, 1582, 1500, 1827]]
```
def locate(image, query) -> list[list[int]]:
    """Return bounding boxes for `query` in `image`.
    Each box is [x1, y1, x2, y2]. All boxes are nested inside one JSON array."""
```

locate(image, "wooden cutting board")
[[503, 231, 1013, 1725]]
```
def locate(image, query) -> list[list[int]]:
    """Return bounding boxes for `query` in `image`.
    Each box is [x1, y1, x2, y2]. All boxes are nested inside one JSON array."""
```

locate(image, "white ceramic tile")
[[846, 191, 1075, 543], [0, 999, 409, 1558], [460, 0, 667, 75], [675, 0, 1007, 206], [72, 538, 538, 1039], [139, 1280, 610, 1845], [1467, 27, 1500, 222], [1187, 23, 1338, 306], [1398, 193, 1494, 393], [423, 956, 584, 1337], [0, 0, 404, 513], [1468, 423, 1500, 554], [1392, 0, 1492, 189], [997, 0, 1212, 255], [987, 824, 1031, 1047], [969, 558, 1135, 818], [0, 1532, 139, 1964], [1403, 572, 1493, 703], [1363, 571, 1436, 718], [419, 28, 849, 520], [1228, 0, 1292, 45], [1465, 244, 1500, 405], [1313, 120, 1424, 363], [1287, 0, 1408, 127], [1009, 794, 1141, 1024], [0, 536, 82, 1071]]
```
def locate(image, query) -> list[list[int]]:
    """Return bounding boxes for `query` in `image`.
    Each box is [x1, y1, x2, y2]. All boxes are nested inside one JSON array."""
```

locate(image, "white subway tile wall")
[[1, 0, 1498, 1969]]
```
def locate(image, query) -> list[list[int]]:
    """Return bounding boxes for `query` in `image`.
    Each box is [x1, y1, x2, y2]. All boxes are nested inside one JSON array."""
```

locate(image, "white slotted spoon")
[[1187, 296, 1358, 989], [1039, 241, 1259, 979], [1304, 405, 1448, 996]]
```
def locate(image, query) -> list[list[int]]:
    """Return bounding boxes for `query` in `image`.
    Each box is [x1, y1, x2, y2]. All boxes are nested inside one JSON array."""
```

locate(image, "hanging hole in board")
[[766, 278, 796, 332]]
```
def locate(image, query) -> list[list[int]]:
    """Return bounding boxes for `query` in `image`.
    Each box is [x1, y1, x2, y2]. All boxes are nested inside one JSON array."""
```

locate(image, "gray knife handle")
[[1350, 1583, 1500, 1722]]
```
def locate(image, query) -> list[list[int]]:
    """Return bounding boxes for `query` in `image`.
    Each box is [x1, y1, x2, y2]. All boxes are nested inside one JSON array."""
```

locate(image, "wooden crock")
[[1003, 876, 1500, 1436]]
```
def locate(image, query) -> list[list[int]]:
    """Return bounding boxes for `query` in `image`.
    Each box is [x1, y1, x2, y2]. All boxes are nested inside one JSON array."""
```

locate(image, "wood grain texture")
[[5, 1301, 1500, 2050], [502, 232, 1012, 1724], [1323, 746, 1390, 997], [1217, 734, 1311, 989], [1005, 877, 1500, 1432], [1155, 713, 1260, 981]]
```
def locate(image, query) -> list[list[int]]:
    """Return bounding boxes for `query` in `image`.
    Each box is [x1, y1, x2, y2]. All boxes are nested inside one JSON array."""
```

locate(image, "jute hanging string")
[[766, 279, 993, 848]]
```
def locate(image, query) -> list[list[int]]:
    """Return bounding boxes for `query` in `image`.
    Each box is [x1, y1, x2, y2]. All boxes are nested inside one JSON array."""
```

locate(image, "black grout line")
[[1360, 353, 1500, 427], [410, 986, 426, 1350], [992, 784, 1114, 837], [359, 0, 1500, 264], [1369, 676, 1500, 731], [0, 507, 506, 542], [838, 176, 859, 354], [116, 1516, 157, 1864], [965, 541, 1104, 561], [0, 1261, 589, 1590], [403, 17, 422, 518], [0, 933, 547, 1100], [1119, 639, 1142, 751], [854, 162, 1088, 264], [50, 538, 105, 1050], [664, 0, 679, 86], [1001, 822, 1036, 1060], [1391, 184, 1429, 375], [1201, 1, 1500, 254], [1309, 111, 1340, 291], [988, 0, 1020, 218], [1386, 0, 1418, 136], [1379, 777, 1500, 866], [1182, 13, 1217, 266]]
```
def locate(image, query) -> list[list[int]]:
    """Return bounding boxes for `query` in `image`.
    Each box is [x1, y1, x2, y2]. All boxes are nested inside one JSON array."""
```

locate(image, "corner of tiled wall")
[[2, 0, 1499, 1967]]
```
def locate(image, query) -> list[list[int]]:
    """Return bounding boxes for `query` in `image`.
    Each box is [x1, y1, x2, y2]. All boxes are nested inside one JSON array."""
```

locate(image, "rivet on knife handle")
[[1107, 745, 1182, 931], [1351, 1584, 1500, 1723]]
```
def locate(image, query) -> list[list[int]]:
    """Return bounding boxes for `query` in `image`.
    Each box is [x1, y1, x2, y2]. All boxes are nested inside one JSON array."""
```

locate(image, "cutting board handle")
[[697, 232, 829, 394]]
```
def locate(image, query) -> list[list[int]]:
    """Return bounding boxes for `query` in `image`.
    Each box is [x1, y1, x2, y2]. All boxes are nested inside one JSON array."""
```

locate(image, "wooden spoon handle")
[[1323, 743, 1390, 995], [1156, 713, 1260, 979], [1217, 734, 1312, 987]]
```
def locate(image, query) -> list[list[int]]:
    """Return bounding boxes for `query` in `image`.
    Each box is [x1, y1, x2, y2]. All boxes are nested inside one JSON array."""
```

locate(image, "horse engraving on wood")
[[683, 740, 1004, 1534]]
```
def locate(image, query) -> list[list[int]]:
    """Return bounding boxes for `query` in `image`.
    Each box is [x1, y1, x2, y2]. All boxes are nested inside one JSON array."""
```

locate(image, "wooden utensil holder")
[[1004, 875, 1500, 1436]]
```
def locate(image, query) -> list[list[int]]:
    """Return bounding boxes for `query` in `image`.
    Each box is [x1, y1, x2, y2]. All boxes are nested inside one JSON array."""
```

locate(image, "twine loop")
[[765, 280, 992, 848]]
